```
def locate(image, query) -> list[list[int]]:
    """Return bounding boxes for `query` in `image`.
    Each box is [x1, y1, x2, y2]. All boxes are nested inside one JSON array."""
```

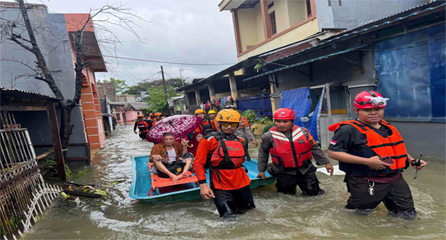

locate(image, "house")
[[0, 2, 106, 161], [65, 13, 107, 149], [242, 1, 445, 159], [111, 102, 150, 123], [179, 0, 426, 118], [178, 0, 444, 159]]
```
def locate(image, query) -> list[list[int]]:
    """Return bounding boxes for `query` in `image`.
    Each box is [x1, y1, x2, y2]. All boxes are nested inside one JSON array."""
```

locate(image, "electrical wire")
[[101, 55, 234, 66]]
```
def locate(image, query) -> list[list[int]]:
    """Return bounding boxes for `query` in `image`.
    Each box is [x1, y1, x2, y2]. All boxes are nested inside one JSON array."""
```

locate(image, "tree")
[[123, 78, 187, 96], [0, 1, 142, 159], [146, 84, 178, 112], [101, 77, 128, 94]]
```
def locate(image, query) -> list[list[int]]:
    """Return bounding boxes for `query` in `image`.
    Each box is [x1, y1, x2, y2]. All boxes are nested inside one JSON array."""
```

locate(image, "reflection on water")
[[24, 124, 446, 239]]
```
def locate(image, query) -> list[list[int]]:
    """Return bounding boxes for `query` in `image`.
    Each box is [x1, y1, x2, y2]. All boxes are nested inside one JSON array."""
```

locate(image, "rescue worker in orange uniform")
[[193, 109, 255, 218], [257, 108, 333, 195], [134, 115, 149, 140], [208, 110, 217, 121], [194, 109, 217, 138], [225, 105, 258, 147], [328, 91, 427, 219], [151, 112, 162, 127]]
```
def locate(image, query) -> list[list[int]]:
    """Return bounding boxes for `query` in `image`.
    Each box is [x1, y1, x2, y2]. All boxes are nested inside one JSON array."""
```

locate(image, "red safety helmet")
[[274, 108, 296, 120], [354, 91, 389, 109]]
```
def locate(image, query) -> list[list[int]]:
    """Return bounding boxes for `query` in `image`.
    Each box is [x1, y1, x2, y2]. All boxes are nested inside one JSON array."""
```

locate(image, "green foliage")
[[146, 84, 178, 112], [100, 77, 129, 94], [240, 110, 272, 124], [65, 165, 72, 179], [259, 116, 272, 124], [254, 59, 264, 72], [123, 78, 186, 96], [240, 109, 257, 124]]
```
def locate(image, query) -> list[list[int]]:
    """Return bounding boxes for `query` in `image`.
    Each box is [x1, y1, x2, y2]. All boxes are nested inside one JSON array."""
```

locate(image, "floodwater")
[[24, 124, 445, 239]]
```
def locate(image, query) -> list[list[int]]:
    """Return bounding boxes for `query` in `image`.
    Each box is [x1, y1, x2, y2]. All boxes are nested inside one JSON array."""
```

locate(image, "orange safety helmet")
[[274, 108, 296, 120], [137, 114, 144, 118], [194, 109, 206, 115], [154, 112, 162, 116], [216, 109, 240, 123], [354, 91, 389, 109]]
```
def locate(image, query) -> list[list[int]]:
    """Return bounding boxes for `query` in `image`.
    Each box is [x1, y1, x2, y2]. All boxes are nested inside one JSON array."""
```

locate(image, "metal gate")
[[0, 112, 61, 240]]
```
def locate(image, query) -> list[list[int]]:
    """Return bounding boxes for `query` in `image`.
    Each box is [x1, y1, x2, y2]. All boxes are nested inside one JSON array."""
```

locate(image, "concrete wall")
[[315, 0, 427, 31], [390, 121, 445, 160], [238, 8, 260, 52], [288, 0, 308, 26], [238, 19, 319, 61], [268, 0, 290, 33]]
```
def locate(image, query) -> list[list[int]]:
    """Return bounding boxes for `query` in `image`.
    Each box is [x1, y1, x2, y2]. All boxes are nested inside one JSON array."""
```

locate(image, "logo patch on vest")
[[227, 147, 240, 151], [298, 139, 305, 144]]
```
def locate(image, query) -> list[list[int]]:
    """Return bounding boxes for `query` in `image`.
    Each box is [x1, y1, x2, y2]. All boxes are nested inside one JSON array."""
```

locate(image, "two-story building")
[[179, 0, 445, 159]]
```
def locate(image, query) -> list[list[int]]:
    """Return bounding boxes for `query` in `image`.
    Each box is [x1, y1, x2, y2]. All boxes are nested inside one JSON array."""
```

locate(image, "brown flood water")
[[24, 124, 445, 239]]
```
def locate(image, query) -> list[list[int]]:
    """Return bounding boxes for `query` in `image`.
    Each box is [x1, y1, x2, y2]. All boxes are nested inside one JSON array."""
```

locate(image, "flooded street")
[[25, 124, 445, 239]]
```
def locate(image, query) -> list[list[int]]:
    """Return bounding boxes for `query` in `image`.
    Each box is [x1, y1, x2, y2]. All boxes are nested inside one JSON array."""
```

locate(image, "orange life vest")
[[210, 136, 246, 169], [329, 119, 408, 172], [269, 126, 313, 170], [137, 121, 149, 133]]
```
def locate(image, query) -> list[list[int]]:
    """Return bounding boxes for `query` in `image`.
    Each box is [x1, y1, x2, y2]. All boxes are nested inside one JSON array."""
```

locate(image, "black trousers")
[[346, 175, 416, 219], [212, 185, 255, 218], [276, 165, 323, 196], [139, 132, 147, 140]]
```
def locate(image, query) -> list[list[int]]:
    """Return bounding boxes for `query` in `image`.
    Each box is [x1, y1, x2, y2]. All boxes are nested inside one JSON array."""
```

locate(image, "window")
[[269, 11, 277, 35], [306, 0, 312, 17], [116, 113, 121, 121]]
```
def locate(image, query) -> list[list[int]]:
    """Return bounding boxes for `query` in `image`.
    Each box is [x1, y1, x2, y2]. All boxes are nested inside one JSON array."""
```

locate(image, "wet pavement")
[[24, 124, 446, 239]]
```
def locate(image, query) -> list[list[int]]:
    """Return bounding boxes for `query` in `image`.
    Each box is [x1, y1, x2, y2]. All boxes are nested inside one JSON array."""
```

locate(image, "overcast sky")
[[23, 0, 238, 87]]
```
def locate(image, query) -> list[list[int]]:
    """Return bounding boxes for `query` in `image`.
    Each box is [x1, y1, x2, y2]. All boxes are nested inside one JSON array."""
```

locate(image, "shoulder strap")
[[214, 133, 231, 164]]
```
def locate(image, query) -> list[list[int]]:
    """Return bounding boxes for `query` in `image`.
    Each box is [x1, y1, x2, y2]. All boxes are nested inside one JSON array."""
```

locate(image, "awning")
[[244, 44, 368, 82]]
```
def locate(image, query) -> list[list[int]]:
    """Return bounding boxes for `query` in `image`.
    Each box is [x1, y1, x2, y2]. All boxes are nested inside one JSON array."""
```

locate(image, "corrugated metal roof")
[[244, 44, 369, 81], [0, 87, 60, 101], [265, 1, 446, 65]]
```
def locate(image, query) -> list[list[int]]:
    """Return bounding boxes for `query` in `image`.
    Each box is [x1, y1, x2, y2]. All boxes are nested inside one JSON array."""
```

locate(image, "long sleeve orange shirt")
[[193, 136, 251, 190]]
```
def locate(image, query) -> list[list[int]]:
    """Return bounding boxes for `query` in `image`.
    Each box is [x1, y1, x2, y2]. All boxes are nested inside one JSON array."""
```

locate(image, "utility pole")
[[161, 66, 172, 115], [161, 66, 168, 102], [179, 68, 190, 86]]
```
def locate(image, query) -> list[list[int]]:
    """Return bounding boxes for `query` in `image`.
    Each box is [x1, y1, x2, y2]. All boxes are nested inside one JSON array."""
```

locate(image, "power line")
[[142, 71, 161, 82], [101, 55, 235, 66]]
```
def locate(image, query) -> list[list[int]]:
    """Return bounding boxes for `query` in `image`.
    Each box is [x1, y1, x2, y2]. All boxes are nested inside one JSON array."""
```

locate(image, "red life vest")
[[269, 126, 313, 169], [137, 121, 149, 133], [210, 136, 246, 169], [328, 119, 408, 171]]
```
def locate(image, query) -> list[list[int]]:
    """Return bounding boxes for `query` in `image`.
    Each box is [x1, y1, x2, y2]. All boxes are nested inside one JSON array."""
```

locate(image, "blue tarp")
[[280, 88, 320, 141], [237, 95, 272, 116]]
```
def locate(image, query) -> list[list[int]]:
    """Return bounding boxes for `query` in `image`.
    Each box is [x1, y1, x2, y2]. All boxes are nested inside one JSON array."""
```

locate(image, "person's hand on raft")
[[178, 170, 189, 179], [168, 173, 179, 181], [325, 163, 334, 176], [257, 171, 265, 180], [200, 183, 215, 199]]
